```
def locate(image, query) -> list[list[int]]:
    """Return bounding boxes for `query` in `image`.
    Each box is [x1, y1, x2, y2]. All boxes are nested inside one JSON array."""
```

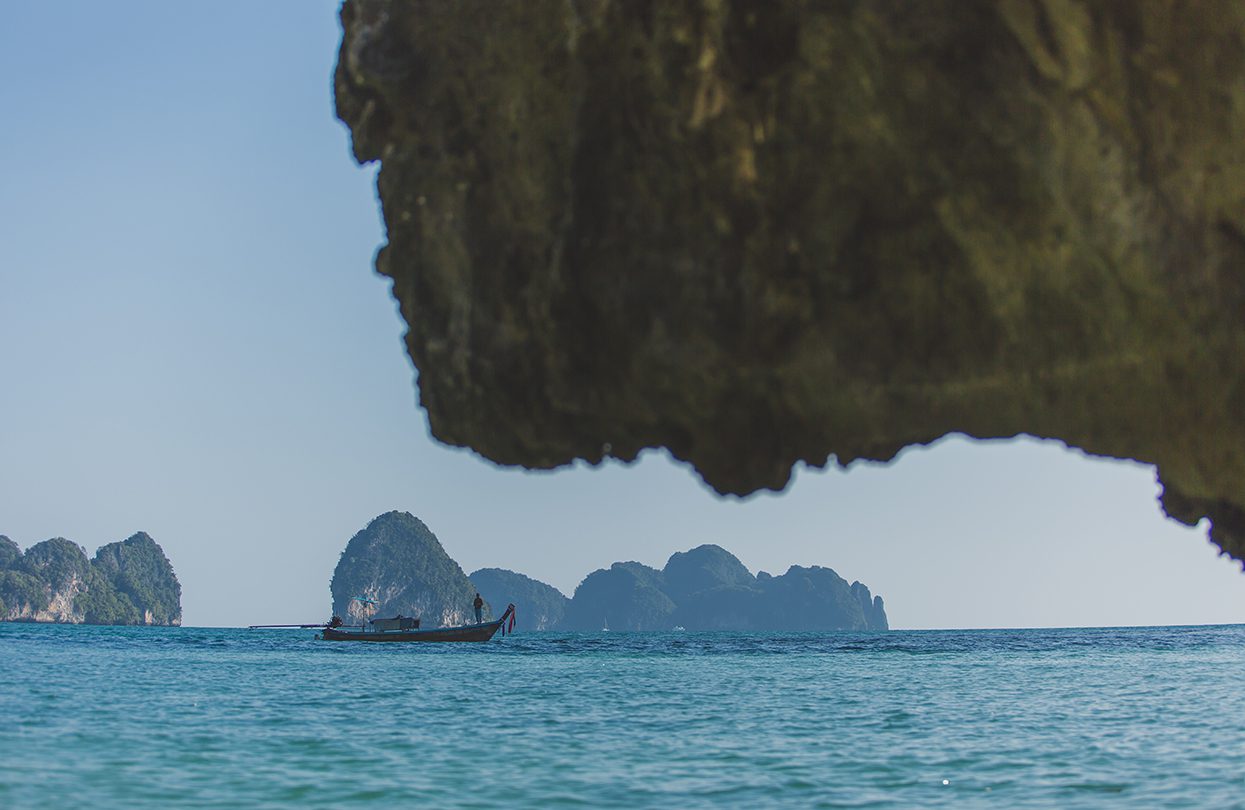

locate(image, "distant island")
[[476, 545, 887, 632], [469, 568, 569, 631], [330, 512, 480, 627], [0, 532, 181, 625], [332, 512, 887, 632]]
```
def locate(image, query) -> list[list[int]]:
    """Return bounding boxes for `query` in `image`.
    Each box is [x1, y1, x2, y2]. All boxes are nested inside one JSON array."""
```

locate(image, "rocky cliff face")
[[470, 568, 569, 631], [0, 533, 181, 625], [335, 1, 1245, 563], [5, 539, 92, 623], [330, 511, 483, 626], [851, 581, 888, 631]]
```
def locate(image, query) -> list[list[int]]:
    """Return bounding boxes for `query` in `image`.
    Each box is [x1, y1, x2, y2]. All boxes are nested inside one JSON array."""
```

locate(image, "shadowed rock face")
[[335, 2, 1245, 560], [663, 544, 755, 604], [562, 562, 676, 631], [470, 567, 570, 631], [558, 548, 887, 631]]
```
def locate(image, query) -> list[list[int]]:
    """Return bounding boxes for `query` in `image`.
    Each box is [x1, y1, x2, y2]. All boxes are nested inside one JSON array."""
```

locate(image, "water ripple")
[[1, 624, 1243, 807]]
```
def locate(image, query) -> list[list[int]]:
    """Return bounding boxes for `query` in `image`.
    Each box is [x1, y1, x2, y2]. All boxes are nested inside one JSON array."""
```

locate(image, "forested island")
[[332, 512, 887, 632], [0, 533, 181, 625], [330, 512, 482, 627]]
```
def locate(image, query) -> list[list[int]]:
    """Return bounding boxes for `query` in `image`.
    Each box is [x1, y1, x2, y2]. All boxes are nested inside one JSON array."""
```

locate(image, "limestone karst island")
[[1, 514, 885, 633], [0, 533, 181, 626], [330, 511, 887, 633]]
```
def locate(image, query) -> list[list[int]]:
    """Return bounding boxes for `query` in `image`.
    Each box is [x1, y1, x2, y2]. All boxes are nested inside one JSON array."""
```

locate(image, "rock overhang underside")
[[334, 1, 1245, 561]]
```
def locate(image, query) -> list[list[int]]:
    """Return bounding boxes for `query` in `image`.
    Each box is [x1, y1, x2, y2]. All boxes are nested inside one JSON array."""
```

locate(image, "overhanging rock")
[[334, 1, 1245, 560]]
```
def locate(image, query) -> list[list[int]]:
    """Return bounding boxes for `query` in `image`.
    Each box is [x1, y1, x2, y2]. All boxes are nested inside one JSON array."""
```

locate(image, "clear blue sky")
[[1, 2, 1242, 629]]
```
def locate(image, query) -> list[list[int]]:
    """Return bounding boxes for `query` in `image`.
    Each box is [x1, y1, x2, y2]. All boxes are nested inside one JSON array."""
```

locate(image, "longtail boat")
[[317, 603, 516, 643]]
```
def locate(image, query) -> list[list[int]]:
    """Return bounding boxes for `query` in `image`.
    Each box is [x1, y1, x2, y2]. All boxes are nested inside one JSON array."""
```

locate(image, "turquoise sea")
[[3, 624, 1244, 808]]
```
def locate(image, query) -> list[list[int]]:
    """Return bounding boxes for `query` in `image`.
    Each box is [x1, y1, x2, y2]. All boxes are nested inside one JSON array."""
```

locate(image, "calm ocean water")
[[2, 624, 1244, 808]]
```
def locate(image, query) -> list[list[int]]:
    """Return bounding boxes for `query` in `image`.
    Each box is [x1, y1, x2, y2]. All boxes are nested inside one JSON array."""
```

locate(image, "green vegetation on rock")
[[0, 536, 20, 569], [330, 512, 483, 627], [21, 538, 92, 594], [92, 533, 182, 625], [0, 537, 20, 616], [0, 532, 181, 625], [76, 568, 142, 625], [0, 569, 50, 617]]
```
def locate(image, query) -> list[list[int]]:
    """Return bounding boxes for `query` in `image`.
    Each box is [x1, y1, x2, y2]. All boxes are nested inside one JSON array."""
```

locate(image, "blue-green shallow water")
[[3, 625, 1245, 808]]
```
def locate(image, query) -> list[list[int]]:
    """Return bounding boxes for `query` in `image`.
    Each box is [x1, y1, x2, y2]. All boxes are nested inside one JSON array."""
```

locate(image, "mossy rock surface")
[[336, 1, 1245, 561]]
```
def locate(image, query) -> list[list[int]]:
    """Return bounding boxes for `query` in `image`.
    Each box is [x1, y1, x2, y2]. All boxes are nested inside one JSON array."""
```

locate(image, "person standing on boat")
[[473, 593, 484, 624]]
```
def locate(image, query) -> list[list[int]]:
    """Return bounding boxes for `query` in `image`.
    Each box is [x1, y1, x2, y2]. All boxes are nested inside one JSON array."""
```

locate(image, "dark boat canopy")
[[370, 616, 420, 631]]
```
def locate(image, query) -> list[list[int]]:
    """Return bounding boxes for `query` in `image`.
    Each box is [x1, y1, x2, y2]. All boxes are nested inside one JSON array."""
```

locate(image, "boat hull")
[[319, 619, 504, 643]]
